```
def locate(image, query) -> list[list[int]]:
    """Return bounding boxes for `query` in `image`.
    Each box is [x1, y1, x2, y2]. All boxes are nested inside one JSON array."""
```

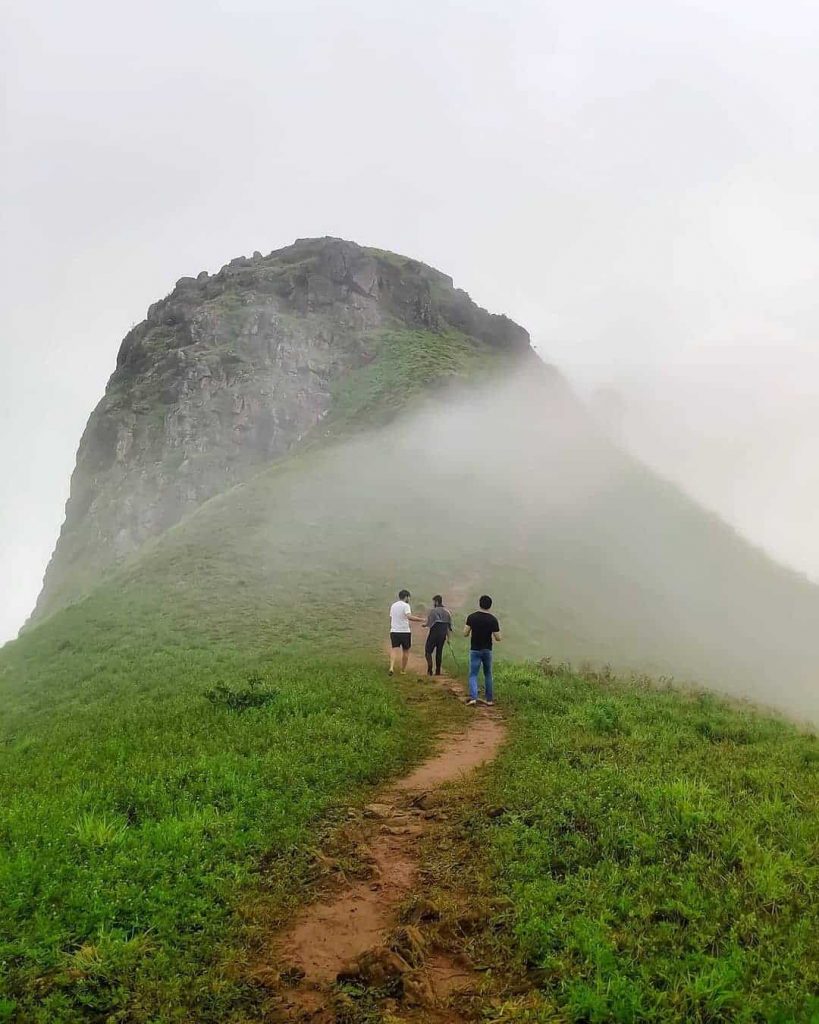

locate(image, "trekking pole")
[[446, 637, 461, 673]]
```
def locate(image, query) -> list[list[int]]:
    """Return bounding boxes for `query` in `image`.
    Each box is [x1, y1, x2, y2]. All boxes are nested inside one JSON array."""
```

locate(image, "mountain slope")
[[23, 237, 819, 718], [14, 349, 819, 721]]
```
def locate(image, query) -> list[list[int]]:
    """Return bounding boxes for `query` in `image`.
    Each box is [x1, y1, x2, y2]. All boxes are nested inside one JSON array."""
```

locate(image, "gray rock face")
[[33, 237, 530, 620]]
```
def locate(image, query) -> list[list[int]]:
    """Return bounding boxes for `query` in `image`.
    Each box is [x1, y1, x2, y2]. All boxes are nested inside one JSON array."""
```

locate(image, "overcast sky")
[[3, 0, 819, 644]]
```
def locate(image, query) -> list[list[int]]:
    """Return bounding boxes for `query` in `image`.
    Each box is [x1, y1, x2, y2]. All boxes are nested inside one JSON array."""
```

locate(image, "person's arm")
[[493, 617, 502, 642], [407, 603, 425, 624]]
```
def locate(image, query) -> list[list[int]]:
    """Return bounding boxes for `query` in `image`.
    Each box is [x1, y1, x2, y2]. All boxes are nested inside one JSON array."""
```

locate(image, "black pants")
[[425, 624, 448, 674]]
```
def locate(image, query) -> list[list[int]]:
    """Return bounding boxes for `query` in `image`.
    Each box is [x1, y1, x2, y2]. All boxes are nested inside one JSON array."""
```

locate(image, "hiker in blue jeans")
[[463, 594, 502, 706]]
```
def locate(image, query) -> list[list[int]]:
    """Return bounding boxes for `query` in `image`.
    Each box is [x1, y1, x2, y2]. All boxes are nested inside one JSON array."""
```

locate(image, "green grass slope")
[[1, 640, 432, 1021], [424, 663, 819, 1023]]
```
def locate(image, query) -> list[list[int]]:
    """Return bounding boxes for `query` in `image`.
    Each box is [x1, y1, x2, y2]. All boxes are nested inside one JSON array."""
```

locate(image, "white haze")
[[590, 370, 819, 590], [210, 364, 818, 721], [3, 0, 819, 644]]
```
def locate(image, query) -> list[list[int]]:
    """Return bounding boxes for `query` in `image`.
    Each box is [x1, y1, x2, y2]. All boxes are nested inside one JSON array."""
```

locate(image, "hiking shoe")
[[388, 669, 394, 676], [466, 699, 478, 706], [486, 700, 495, 706]]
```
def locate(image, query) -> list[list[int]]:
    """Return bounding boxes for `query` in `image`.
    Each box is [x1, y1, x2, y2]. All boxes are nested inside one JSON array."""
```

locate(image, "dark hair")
[[398, 589, 411, 600], [479, 594, 493, 610], [432, 594, 443, 607]]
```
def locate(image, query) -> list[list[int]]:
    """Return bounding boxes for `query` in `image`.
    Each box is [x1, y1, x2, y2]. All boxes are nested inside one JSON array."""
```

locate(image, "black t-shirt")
[[466, 610, 500, 650]]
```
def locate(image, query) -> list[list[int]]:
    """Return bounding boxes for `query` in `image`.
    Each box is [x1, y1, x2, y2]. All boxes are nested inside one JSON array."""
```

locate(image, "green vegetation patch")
[[322, 327, 505, 433], [445, 664, 819, 1023], [0, 618, 428, 1022]]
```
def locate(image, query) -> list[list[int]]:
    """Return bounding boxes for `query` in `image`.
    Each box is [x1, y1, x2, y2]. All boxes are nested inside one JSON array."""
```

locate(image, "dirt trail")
[[266, 634, 506, 1021]]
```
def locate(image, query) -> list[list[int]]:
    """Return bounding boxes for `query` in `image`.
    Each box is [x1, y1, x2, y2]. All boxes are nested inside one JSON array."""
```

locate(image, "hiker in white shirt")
[[388, 589, 424, 675]]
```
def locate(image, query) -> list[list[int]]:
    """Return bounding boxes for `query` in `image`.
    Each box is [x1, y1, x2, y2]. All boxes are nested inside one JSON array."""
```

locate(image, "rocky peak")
[[32, 237, 531, 621]]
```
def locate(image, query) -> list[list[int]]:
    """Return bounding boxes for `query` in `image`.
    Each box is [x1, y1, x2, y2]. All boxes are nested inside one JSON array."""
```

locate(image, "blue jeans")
[[469, 649, 494, 701]]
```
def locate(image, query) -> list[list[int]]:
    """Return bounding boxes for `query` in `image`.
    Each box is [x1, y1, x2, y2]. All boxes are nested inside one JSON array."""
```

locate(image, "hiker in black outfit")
[[464, 595, 501, 705], [423, 595, 452, 676]]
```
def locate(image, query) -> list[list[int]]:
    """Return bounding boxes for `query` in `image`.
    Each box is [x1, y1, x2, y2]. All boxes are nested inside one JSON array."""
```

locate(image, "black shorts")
[[390, 632, 412, 650]]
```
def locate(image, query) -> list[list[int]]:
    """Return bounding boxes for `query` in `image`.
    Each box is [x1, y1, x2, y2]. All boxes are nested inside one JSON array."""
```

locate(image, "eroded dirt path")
[[263, 637, 506, 1022]]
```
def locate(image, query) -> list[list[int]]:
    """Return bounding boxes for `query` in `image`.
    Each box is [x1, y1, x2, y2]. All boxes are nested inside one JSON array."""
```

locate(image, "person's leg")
[[389, 635, 397, 674], [424, 632, 435, 675], [434, 633, 445, 674], [482, 650, 494, 703], [401, 638, 410, 673], [468, 650, 480, 701]]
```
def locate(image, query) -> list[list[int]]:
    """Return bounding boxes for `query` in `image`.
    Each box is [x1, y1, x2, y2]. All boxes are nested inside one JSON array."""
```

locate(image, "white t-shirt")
[[390, 600, 412, 633]]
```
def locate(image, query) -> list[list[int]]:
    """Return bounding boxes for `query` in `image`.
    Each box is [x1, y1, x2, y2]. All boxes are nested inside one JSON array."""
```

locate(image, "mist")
[[163, 358, 815, 723], [4, 0, 819, 652], [590, 369, 819, 585]]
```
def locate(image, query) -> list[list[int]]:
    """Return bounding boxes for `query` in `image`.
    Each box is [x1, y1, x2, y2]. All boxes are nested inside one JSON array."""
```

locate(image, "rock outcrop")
[[33, 237, 530, 620]]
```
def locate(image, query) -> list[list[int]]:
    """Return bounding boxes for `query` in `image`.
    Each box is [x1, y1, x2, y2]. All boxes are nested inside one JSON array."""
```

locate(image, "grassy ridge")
[[426, 662, 819, 1023]]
